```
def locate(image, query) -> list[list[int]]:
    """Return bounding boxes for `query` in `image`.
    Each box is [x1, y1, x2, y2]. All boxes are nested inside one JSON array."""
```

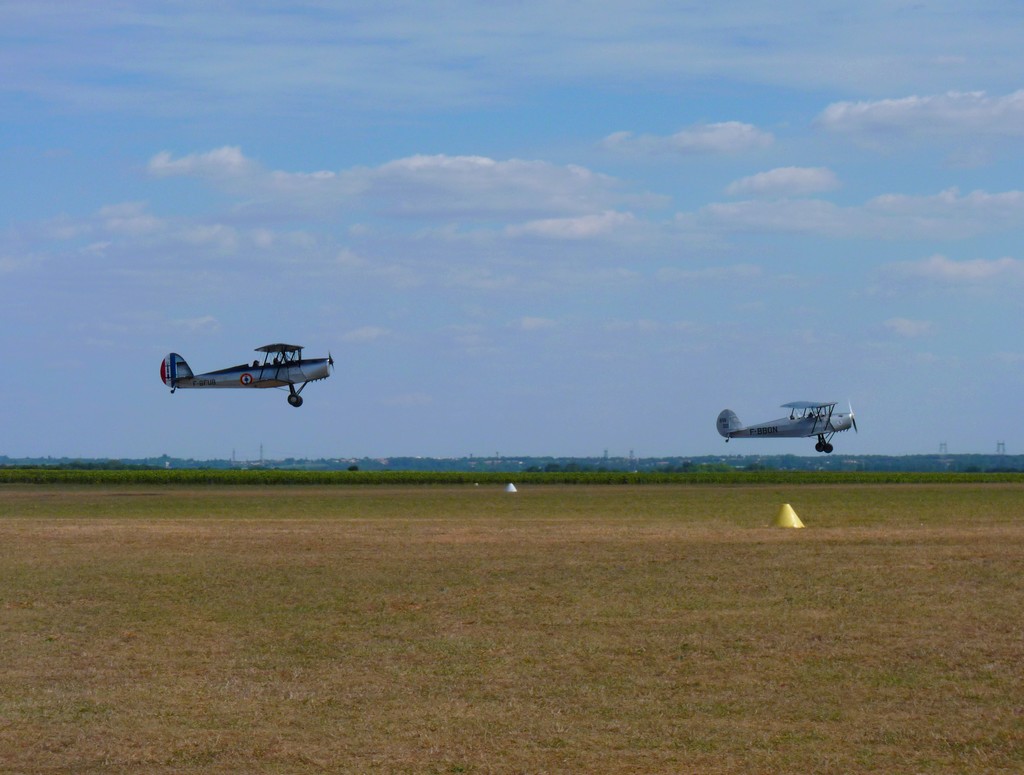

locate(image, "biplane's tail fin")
[[160, 353, 194, 389], [717, 409, 744, 437]]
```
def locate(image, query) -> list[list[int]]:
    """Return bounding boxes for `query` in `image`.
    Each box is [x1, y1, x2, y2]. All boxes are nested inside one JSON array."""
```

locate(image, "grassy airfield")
[[1, 482, 1023, 773]]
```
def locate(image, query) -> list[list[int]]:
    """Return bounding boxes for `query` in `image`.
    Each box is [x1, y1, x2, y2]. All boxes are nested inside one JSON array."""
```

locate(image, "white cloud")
[[0, 254, 24, 273], [602, 122, 773, 155], [148, 148, 642, 220], [603, 319, 699, 334], [335, 249, 368, 268], [692, 187, 1024, 239], [148, 146, 255, 179], [867, 187, 1024, 218], [81, 241, 111, 257], [342, 326, 391, 343], [507, 210, 637, 239], [725, 167, 839, 198], [656, 264, 762, 283], [380, 392, 433, 407], [180, 223, 238, 252], [886, 254, 1024, 283], [604, 319, 663, 333], [884, 317, 933, 338], [39, 214, 88, 242], [98, 202, 164, 236], [362, 155, 633, 217], [516, 316, 557, 331], [819, 90, 1024, 139], [170, 315, 220, 333], [994, 352, 1024, 365], [444, 323, 500, 356], [149, 147, 350, 211], [693, 198, 855, 236]]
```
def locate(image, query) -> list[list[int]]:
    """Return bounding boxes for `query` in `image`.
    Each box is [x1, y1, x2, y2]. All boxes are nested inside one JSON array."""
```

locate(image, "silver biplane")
[[717, 401, 857, 453], [161, 344, 333, 407]]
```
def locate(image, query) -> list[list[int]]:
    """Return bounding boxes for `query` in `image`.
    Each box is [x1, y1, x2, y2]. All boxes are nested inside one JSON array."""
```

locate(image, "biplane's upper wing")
[[256, 343, 303, 354], [782, 401, 836, 410]]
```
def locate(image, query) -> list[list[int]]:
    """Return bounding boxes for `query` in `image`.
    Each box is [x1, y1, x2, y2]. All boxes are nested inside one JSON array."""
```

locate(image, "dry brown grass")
[[1, 484, 1023, 773]]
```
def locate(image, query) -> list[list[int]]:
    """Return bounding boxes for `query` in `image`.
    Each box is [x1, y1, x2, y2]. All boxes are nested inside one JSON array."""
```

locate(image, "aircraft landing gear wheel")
[[824, 443, 834, 453], [815, 441, 824, 452], [288, 393, 303, 407]]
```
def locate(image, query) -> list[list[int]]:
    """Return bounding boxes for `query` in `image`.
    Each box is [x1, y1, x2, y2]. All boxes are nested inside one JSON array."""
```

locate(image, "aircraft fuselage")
[[721, 413, 855, 439], [171, 358, 331, 390]]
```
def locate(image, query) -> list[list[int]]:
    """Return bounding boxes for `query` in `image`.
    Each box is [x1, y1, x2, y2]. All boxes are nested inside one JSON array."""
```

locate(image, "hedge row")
[[2, 468, 1024, 486]]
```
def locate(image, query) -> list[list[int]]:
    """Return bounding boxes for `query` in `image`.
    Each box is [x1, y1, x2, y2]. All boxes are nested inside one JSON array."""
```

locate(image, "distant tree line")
[[3, 453, 1023, 473]]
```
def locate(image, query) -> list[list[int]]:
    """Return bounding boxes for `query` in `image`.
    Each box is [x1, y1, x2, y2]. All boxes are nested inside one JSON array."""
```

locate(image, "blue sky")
[[3, 1, 1024, 459]]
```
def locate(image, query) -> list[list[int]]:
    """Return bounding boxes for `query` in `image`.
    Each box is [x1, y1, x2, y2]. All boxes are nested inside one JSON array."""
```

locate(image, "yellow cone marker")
[[774, 503, 805, 528]]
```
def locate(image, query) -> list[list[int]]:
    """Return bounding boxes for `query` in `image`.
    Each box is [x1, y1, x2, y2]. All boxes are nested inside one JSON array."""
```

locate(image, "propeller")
[[848, 400, 858, 432], [328, 351, 335, 372]]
